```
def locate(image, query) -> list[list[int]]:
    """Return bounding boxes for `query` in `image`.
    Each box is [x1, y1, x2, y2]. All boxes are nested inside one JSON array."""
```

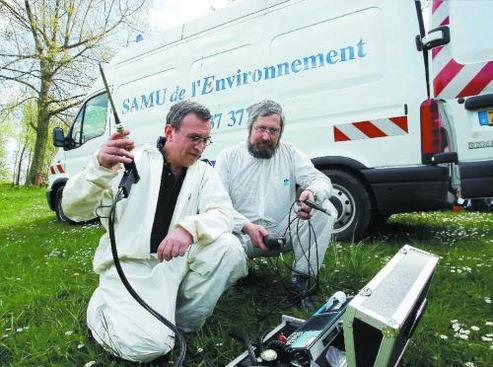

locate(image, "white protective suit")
[[62, 144, 248, 362], [215, 141, 337, 277]]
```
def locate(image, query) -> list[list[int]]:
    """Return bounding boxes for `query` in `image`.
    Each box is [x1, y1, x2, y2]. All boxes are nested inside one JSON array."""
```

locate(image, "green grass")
[[0, 184, 492, 366]]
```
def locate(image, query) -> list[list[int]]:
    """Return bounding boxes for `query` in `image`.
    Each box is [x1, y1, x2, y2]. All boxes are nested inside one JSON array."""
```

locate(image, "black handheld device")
[[264, 235, 286, 250], [99, 64, 140, 197]]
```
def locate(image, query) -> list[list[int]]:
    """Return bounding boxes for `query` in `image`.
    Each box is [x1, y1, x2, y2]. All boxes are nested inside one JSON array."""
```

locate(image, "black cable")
[[280, 203, 320, 285], [256, 199, 323, 321], [289, 217, 320, 296], [257, 329, 270, 354], [229, 329, 258, 366], [283, 205, 322, 288], [257, 289, 311, 322], [108, 188, 187, 366], [255, 257, 303, 322], [306, 220, 321, 290], [282, 200, 298, 240]]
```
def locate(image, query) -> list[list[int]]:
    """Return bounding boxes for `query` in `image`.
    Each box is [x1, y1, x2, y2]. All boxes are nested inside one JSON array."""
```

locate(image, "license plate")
[[478, 110, 493, 126]]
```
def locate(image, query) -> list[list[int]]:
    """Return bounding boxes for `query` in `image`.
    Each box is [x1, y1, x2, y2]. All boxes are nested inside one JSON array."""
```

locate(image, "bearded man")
[[215, 99, 336, 309]]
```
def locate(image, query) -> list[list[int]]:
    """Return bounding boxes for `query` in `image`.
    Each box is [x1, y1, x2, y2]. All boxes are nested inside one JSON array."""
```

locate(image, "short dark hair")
[[246, 99, 285, 134], [166, 100, 211, 129]]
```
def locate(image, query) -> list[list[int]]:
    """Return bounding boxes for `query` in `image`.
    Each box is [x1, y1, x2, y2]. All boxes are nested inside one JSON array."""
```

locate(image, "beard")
[[247, 139, 279, 159]]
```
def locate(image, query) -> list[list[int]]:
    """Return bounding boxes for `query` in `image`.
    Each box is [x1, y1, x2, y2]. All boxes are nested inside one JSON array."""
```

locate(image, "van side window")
[[83, 94, 108, 142], [69, 93, 108, 148]]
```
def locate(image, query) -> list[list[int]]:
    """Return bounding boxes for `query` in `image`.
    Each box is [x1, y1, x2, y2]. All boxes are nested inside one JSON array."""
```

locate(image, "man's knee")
[[214, 232, 248, 266], [309, 209, 335, 236], [116, 330, 173, 363], [88, 297, 174, 362], [89, 316, 173, 362], [174, 233, 248, 331]]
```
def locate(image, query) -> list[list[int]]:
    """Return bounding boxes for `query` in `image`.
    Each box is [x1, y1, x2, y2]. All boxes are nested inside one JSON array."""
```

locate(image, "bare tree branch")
[[48, 98, 84, 117], [1, 66, 41, 79], [0, 95, 36, 118], [24, 0, 44, 57], [0, 1, 29, 29], [0, 73, 38, 92], [1, 0, 150, 185]]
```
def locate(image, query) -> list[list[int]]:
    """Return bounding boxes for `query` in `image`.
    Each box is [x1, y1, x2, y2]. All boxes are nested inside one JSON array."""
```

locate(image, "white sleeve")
[[177, 165, 236, 245], [61, 153, 122, 222], [214, 149, 231, 193], [215, 149, 251, 233], [293, 146, 332, 202]]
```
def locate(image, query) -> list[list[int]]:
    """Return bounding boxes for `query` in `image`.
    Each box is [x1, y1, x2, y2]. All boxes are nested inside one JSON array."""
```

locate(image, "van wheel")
[[54, 186, 73, 224], [323, 169, 372, 242]]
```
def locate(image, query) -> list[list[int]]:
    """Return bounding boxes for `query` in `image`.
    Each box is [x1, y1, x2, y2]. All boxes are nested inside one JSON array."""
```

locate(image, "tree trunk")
[[26, 72, 51, 185], [16, 145, 26, 186], [25, 146, 33, 185], [12, 148, 20, 185]]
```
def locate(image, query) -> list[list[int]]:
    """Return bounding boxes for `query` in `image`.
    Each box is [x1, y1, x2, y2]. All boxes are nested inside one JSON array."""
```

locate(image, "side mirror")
[[53, 127, 65, 147], [421, 26, 450, 50]]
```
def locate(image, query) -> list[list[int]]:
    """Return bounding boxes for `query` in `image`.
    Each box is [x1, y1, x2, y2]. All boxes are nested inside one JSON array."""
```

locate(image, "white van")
[[48, 0, 493, 241]]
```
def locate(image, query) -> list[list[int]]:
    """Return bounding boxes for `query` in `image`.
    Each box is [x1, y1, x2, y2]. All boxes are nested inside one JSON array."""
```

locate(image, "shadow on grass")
[[370, 220, 448, 242]]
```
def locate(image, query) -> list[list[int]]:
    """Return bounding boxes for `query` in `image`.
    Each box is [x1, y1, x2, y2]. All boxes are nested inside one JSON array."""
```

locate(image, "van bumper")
[[363, 165, 451, 214], [459, 160, 493, 198]]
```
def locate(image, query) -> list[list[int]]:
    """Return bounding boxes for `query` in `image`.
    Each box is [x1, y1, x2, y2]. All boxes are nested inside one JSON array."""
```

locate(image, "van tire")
[[323, 169, 372, 242], [54, 186, 73, 224]]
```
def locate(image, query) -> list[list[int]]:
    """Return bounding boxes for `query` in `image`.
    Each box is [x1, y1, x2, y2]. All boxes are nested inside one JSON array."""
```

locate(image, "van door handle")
[[430, 152, 458, 165], [465, 93, 493, 110]]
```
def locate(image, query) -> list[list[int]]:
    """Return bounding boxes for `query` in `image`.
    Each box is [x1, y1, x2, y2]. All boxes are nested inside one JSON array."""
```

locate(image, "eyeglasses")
[[186, 134, 213, 146], [253, 125, 280, 135]]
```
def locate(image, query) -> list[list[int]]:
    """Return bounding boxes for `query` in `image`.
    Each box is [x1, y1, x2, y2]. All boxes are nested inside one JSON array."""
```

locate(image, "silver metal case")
[[343, 245, 439, 367]]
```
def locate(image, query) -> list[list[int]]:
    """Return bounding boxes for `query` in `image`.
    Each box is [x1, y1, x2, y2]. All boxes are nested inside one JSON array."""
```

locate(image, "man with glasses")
[[215, 99, 336, 310], [62, 100, 248, 362]]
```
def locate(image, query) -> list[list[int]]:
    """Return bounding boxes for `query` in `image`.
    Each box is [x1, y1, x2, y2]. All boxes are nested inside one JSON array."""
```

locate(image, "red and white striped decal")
[[49, 162, 65, 175], [333, 116, 408, 142], [432, 0, 493, 99]]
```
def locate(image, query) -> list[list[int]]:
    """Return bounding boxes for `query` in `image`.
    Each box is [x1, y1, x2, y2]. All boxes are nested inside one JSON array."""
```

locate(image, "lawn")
[[0, 184, 492, 367]]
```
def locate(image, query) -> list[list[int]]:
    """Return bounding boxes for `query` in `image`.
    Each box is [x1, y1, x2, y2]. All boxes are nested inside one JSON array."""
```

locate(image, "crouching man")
[[215, 100, 336, 309], [62, 101, 248, 362]]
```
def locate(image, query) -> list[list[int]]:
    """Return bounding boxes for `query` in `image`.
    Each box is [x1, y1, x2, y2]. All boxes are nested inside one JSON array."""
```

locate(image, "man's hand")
[[297, 190, 315, 220], [97, 129, 135, 170], [157, 226, 193, 262], [242, 222, 269, 250]]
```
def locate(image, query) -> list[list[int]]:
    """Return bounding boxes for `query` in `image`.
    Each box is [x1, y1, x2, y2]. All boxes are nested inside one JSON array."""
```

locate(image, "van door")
[[430, 0, 493, 198]]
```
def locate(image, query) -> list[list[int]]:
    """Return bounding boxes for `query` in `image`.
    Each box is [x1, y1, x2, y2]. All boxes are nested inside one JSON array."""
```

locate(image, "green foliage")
[[0, 120, 14, 182], [19, 100, 38, 150], [0, 185, 492, 366], [2, 99, 43, 185]]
